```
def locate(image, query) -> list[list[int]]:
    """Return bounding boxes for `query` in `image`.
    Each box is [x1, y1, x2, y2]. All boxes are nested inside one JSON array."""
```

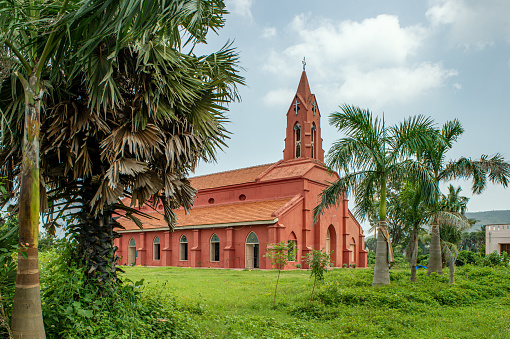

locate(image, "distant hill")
[[465, 210, 510, 231]]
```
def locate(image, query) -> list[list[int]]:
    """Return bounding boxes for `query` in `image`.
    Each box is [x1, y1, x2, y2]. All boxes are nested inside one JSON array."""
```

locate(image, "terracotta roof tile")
[[260, 162, 315, 181], [118, 197, 294, 231], [189, 163, 275, 190]]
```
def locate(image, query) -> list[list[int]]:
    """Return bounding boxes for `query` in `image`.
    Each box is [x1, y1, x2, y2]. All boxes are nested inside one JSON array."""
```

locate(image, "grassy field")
[[121, 266, 510, 338]]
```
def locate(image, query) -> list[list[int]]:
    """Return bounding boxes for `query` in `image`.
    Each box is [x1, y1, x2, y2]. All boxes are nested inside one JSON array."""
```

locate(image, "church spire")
[[283, 66, 324, 162]]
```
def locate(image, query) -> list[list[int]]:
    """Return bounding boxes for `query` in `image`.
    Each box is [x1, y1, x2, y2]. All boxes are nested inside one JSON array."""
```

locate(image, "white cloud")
[[262, 26, 277, 38], [453, 83, 462, 90], [263, 14, 457, 110], [263, 88, 294, 107], [426, 0, 510, 49], [225, 0, 253, 19], [338, 64, 458, 108]]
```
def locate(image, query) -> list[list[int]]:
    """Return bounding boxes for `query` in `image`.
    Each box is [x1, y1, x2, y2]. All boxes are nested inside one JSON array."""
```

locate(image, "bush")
[[483, 251, 509, 267], [456, 250, 482, 266], [0, 214, 19, 338], [310, 265, 510, 313], [417, 254, 429, 266], [41, 240, 200, 339], [367, 251, 376, 265]]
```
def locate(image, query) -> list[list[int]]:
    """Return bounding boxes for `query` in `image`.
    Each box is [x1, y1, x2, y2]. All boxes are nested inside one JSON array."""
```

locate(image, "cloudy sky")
[[193, 0, 510, 225]]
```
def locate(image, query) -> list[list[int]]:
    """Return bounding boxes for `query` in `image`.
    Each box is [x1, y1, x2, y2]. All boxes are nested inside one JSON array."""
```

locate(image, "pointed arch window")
[[311, 123, 317, 159], [246, 232, 259, 244], [294, 123, 301, 158], [153, 236, 161, 261], [179, 235, 188, 261], [210, 234, 220, 262]]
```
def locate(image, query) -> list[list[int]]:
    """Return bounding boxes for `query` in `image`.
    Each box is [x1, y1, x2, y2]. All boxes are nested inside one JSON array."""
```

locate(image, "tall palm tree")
[[0, 1, 239, 337], [422, 120, 510, 275], [314, 104, 437, 286]]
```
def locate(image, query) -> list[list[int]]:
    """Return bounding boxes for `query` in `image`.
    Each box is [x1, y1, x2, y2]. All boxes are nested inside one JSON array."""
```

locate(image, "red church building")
[[115, 70, 367, 269]]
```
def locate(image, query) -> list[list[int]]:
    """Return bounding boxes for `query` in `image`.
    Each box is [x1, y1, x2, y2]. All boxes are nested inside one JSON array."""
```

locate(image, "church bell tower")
[[283, 62, 324, 162]]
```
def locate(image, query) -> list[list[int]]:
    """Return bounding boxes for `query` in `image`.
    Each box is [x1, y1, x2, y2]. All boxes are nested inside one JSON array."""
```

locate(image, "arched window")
[[153, 236, 161, 261], [288, 232, 297, 262], [326, 229, 331, 254], [350, 238, 356, 263], [128, 238, 136, 265], [179, 235, 188, 261], [311, 123, 316, 159], [246, 232, 259, 244], [294, 123, 301, 158], [210, 234, 220, 262]]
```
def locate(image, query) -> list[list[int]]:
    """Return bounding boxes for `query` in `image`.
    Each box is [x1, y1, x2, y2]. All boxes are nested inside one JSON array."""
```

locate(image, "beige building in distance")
[[486, 224, 510, 255]]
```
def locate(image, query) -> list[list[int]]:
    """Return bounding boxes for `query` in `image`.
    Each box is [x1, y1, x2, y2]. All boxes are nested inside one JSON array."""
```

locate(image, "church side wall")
[[304, 168, 367, 268], [193, 179, 304, 208]]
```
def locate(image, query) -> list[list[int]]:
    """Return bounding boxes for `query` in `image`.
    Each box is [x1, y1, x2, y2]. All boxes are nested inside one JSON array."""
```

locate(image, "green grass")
[[121, 266, 510, 338]]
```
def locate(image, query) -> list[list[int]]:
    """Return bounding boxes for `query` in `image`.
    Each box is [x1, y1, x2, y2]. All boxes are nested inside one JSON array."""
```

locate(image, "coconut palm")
[[0, 1, 240, 336], [313, 104, 437, 285], [421, 120, 510, 275]]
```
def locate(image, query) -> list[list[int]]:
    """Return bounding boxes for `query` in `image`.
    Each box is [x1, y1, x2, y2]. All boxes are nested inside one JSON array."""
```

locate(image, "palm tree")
[[314, 105, 437, 285], [1, 1, 239, 336], [421, 120, 510, 275], [396, 182, 469, 282]]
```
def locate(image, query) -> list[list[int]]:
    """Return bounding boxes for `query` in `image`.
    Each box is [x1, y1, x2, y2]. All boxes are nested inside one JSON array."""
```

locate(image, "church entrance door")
[[245, 232, 259, 269], [128, 238, 136, 265]]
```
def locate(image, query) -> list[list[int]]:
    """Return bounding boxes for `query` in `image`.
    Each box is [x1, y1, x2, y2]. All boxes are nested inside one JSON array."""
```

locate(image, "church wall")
[[193, 179, 305, 208], [272, 199, 305, 269]]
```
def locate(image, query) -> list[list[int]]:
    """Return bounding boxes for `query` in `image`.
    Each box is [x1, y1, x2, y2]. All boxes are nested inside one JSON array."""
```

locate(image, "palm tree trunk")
[[427, 224, 443, 276], [407, 226, 419, 282], [372, 221, 390, 286], [449, 262, 455, 284], [11, 73, 46, 338]]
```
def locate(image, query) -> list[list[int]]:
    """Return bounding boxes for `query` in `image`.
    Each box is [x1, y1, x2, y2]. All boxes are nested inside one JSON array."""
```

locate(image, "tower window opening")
[[311, 124, 316, 159], [294, 123, 301, 158]]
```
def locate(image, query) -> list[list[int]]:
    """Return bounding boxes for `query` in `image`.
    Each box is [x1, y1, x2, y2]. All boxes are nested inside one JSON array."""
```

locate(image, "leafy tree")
[[264, 241, 294, 308], [314, 105, 437, 285], [0, 1, 242, 336], [460, 226, 485, 252], [419, 120, 510, 276], [303, 249, 333, 300], [364, 237, 376, 252]]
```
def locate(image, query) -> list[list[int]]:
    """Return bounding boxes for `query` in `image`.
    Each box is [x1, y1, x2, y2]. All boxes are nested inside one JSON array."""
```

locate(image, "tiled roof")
[[189, 163, 275, 190], [118, 197, 295, 231], [260, 161, 315, 181]]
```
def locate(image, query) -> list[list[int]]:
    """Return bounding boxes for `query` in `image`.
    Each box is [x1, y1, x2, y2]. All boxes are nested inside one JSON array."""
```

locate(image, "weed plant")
[[39, 242, 199, 339]]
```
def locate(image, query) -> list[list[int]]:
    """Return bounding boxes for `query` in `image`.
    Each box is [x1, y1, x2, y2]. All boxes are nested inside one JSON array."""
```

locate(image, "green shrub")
[[456, 250, 482, 266], [483, 251, 509, 267], [0, 214, 19, 338], [367, 251, 376, 265], [417, 254, 429, 266], [41, 241, 200, 339]]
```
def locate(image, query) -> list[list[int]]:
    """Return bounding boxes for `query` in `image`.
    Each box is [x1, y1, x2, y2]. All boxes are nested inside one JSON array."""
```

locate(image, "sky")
[[192, 0, 510, 229]]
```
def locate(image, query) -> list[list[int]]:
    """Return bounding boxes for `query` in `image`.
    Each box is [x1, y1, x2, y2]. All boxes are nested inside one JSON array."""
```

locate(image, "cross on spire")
[[293, 98, 300, 115], [302, 57, 306, 71]]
